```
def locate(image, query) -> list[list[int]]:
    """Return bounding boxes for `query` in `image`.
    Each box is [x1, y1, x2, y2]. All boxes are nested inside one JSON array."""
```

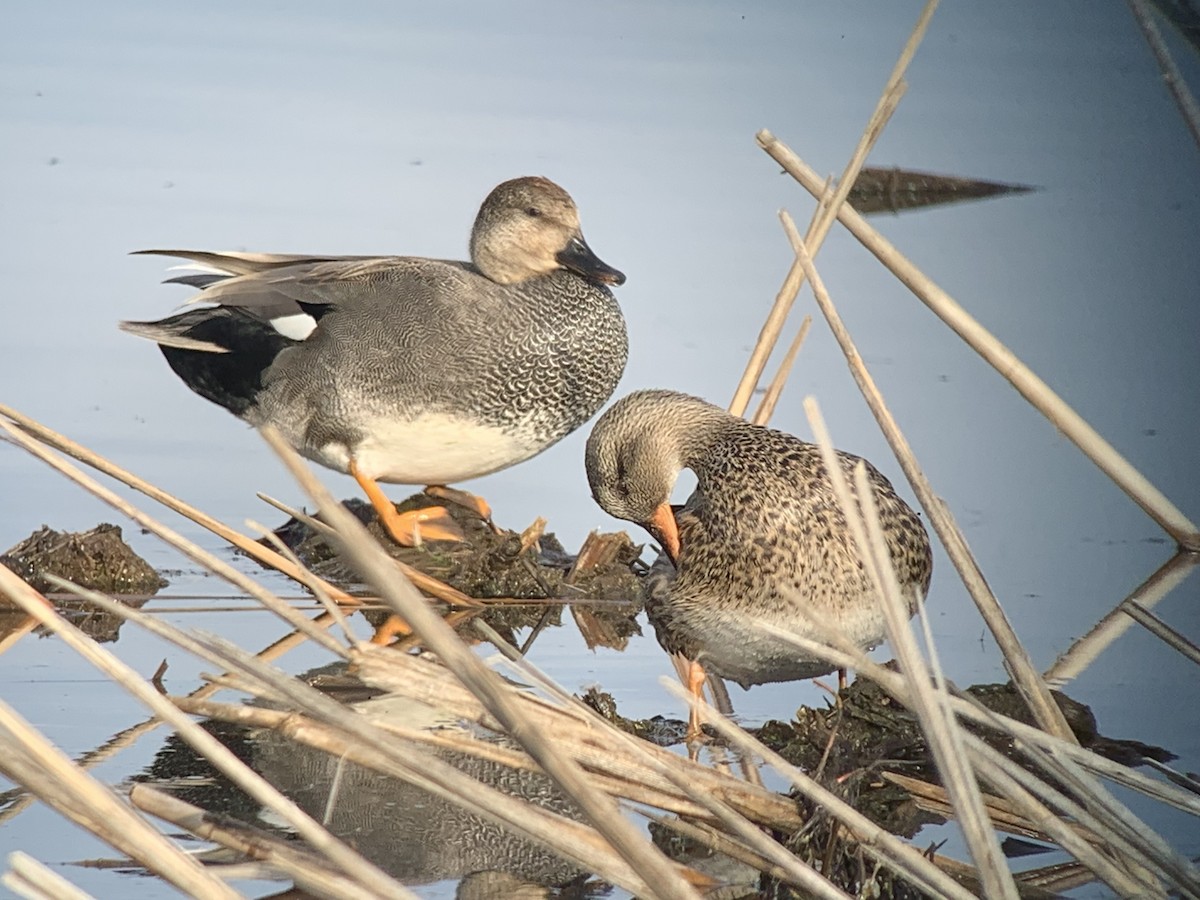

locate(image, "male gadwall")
[[122, 176, 627, 545], [585, 390, 932, 731]]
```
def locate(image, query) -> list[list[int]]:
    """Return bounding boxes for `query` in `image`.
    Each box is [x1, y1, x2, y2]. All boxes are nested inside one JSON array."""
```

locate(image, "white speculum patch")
[[315, 412, 537, 484]]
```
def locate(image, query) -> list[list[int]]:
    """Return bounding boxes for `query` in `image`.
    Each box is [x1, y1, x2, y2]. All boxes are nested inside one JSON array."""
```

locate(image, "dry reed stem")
[[250, 519, 359, 644], [728, 0, 936, 415], [0, 404, 476, 610], [890, 755, 1172, 898], [253, 491, 485, 609], [159, 693, 662, 897], [190, 630, 702, 898], [350, 645, 804, 830], [1126, 0, 1200, 151], [466, 622, 850, 900], [661, 681, 980, 900], [755, 134, 1200, 553], [169, 694, 728, 894], [0, 417, 347, 658], [1, 574, 409, 900], [993, 744, 1195, 896], [260, 427, 703, 900], [803, 396, 1018, 898], [130, 785, 390, 900], [1028, 741, 1200, 895], [751, 612, 1197, 894], [0, 403, 360, 605], [640, 811, 803, 891], [0, 617, 329, 831], [960, 738, 1162, 898], [3, 852, 96, 900], [763, 620, 1200, 820], [1122, 598, 1200, 667], [729, 79, 904, 417], [786, 230, 1076, 744], [0, 585, 241, 897], [1047, 550, 1200, 684], [751, 314, 811, 426]]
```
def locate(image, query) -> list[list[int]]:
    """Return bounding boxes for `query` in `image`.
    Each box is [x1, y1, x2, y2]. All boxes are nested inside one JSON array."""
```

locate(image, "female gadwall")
[[122, 176, 627, 545], [585, 390, 932, 730]]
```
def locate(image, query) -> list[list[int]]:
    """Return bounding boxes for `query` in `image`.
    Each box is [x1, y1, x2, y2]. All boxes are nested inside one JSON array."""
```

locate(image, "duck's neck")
[[671, 400, 741, 472]]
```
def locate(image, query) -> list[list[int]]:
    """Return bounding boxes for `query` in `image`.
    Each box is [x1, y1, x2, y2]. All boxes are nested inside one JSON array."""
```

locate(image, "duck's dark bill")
[[556, 235, 626, 286]]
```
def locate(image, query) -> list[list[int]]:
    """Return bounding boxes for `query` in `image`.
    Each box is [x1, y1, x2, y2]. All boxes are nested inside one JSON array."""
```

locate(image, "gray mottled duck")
[[122, 177, 627, 546], [585, 389, 932, 734]]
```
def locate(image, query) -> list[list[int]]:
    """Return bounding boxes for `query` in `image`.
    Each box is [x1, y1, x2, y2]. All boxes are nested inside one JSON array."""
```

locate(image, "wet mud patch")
[[266, 494, 647, 645], [1, 524, 160, 640], [2, 523, 166, 596], [589, 674, 1176, 898]]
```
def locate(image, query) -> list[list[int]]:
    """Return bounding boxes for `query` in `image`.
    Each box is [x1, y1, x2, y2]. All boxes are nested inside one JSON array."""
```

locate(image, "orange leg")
[[349, 461, 464, 546], [370, 614, 414, 645], [686, 658, 708, 743], [424, 484, 498, 532]]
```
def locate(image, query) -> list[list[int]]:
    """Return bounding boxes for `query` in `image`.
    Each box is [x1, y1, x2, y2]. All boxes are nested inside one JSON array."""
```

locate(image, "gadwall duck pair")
[[124, 177, 931, 730]]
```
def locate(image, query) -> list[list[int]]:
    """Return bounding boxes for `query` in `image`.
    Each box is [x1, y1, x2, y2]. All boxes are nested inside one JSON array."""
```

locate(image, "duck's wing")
[[133, 249, 374, 277], [135, 252, 437, 340]]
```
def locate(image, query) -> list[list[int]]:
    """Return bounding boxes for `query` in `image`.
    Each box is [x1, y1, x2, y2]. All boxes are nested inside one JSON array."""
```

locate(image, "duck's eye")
[[525, 206, 541, 218]]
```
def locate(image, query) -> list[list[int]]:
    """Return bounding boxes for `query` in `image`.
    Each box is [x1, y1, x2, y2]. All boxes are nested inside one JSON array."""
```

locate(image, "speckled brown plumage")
[[585, 389, 932, 689]]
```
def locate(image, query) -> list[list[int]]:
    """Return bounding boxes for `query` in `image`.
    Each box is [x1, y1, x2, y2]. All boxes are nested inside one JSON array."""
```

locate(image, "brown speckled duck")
[[585, 389, 932, 732]]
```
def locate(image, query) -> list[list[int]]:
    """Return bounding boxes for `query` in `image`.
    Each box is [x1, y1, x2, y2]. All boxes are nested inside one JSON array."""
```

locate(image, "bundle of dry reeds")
[[2, 2, 1199, 898]]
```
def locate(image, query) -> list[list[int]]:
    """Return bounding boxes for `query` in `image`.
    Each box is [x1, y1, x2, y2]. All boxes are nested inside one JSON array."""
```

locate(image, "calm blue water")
[[2, 2, 1199, 896]]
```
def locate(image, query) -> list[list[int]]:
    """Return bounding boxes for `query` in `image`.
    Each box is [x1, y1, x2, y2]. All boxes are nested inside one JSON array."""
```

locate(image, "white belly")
[[312, 412, 538, 485]]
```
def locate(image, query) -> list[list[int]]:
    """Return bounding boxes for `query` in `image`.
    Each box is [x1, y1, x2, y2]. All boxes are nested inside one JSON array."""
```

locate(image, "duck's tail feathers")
[[119, 318, 230, 353], [119, 307, 296, 418]]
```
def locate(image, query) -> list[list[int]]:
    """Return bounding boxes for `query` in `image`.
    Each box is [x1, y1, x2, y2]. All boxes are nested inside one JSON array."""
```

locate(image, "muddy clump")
[[2, 523, 166, 596], [266, 494, 646, 609]]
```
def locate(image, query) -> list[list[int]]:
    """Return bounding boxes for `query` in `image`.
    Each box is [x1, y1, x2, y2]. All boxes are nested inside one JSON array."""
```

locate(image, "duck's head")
[[470, 176, 625, 287], [585, 390, 712, 564]]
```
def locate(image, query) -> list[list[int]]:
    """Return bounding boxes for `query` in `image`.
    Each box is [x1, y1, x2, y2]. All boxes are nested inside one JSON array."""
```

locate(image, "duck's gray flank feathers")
[[585, 389, 932, 689]]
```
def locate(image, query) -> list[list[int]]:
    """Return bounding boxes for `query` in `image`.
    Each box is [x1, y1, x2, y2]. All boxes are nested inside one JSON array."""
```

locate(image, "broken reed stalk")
[[0, 597, 242, 897], [1125, 0, 1200, 152], [1047, 550, 1200, 684], [729, 0, 937, 416], [969, 734, 1188, 896], [755, 133, 1200, 553], [0, 403, 358, 605], [128, 785, 390, 900], [467, 621, 851, 900], [188, 631, 701, 899], [156, 690, 664, 898], [660, 680, 979, 900], [1120, 598, 1200, 666], [259, 427, 703, 900], [0, 416, 346, 658], [0, 573, 411, 900], [750, 314, 811, 426], [749, 611, 1200, 894], [0, 614, 330, 831], [803, 397, 1019, 899], [786, 228, 1076, 743], [3, 851, 96, 900], [251, 519, 358, 644], [0, 404, 476, 610]]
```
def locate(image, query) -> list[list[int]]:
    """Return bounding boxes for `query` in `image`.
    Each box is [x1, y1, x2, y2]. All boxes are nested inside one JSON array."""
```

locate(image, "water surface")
[[2, 3, 1199, 896]]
